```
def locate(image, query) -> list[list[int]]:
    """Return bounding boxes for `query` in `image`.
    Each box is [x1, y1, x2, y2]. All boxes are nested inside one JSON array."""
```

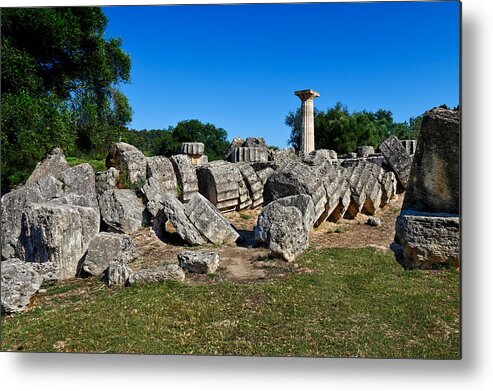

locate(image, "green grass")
[[239, 213, 252, 220], [0, 247, 460, 358], [66, 156, 106, 172]]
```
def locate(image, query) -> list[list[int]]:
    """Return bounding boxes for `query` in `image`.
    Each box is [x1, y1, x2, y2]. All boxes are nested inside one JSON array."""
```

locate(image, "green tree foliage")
[[1, 7, 131, 192], [122, 120, 229, 161], [286, 102, 422, 154]]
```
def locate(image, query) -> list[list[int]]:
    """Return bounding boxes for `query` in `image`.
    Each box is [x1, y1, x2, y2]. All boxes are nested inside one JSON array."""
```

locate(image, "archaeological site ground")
[[0, 4, 460, 359], [1, 106, 460, 358]]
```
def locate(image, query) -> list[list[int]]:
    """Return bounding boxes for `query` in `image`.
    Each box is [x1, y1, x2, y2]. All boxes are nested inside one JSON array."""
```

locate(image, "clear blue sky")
[[103, 1, 460, 148]]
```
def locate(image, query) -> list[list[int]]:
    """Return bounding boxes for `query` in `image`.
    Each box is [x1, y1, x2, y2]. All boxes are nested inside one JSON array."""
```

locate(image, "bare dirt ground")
[[127, 196, 404, 284]]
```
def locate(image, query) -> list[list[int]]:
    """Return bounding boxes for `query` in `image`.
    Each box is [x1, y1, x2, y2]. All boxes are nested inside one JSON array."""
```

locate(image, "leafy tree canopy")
[[123, 120, 229, 161], [1, 7, 131, 192], [286, 102, 423, 154]]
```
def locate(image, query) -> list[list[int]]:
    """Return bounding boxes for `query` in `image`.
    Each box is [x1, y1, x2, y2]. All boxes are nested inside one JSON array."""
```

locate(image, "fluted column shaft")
[[294, 89, 320, 154]]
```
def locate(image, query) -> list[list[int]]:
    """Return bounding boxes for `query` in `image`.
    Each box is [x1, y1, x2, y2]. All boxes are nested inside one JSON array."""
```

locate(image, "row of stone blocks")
[[262, 157, 398, 229]]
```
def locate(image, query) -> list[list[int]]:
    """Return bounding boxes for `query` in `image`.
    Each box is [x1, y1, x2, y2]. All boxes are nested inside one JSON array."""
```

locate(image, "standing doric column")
[[294, 89, 320, 154]]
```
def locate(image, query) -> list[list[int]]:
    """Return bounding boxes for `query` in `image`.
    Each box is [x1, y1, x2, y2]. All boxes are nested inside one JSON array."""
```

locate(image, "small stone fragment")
[[178, 251, 220, 274]]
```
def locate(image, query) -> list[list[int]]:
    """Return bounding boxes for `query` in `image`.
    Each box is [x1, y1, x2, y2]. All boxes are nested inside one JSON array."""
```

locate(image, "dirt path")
[[128, 196, 403, 284]]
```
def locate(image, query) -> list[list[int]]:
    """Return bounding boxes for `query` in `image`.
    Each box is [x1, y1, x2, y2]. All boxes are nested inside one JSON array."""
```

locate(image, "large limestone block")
[[170, 154, 199, 203], [98, 189, 146, 233], [25, 148, 70, 187], [145, 156, 177, 195], [379, 135, 413, 190], [197, 161, 241, 212], [255, 202, 309, 262], [81, 232, 139, 276], [236, 163, 264, 208], [263, 161, 326, 223], [128, 264, 185, 285], [17, 203, 99, 280], [106, 142, 147, 185], [184, 193, 240, 245], [392, 211, 460, 269], [95, 167, 120, 195], [1, 258, 44, 314], [58, 164, 98, 209], [273, 195, 315, 231], [403, 108, 460, 215], [154, 193, 207, 245], [1, 185, 49, 260], [323, 166, 351, 222]]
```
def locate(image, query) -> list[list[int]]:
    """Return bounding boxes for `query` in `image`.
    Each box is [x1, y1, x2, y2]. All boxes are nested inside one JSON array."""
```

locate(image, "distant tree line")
[[285, 103, 458, 154], [121, 119, 229, 161]]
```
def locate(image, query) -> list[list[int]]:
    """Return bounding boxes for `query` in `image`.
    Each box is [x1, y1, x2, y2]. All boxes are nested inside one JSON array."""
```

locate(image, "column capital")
[[294, 89, 320, 101]]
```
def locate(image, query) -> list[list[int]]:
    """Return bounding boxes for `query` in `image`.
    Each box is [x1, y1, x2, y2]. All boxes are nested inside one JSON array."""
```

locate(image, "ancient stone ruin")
[[391, 108, 460, 269], [2, 91, 457, 314]]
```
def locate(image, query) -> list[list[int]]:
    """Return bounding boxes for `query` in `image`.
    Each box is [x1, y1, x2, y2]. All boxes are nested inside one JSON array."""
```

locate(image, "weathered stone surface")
[[303, 149, 337, 166], [244, 137, 267, 148], [181, 142, 205, 156], [106, 142, 147, 185], [170, 154, 199, 203], [380, 171, 397, 206], [17, 203, 99, 280], [403, 109, 460, 215], [26, 148, 70, 187], [98, 189, 146, 233], [178, 251, 220, 274], [95, 167, 120, 195], [105, 261, 133, 286], [256, 167, 275, 186], [1, 186, 48, 260], [356, 146, 375, 158], [269, 148, 298, 169], [237, 178, 253, 210], [392, 211, 460, 269], [379, 135, 413, 190], [322, 166, 351, 222], [197, 161, 241, 212], [1, 258, 43, 314], [145, 156, 177, 194], [58, 163, 98, 209], [230, 147, 269, 163], [81, 232, 139, 276], [128, 264, 185, 285], [184, 193, 240, 244], [236, 163, 264, 208], [31, 261, 59, 285], [155, 193, 207, 245], [274, 195, 315, 231], [255, 201, 309, 262], [142, 156, 178, 205], [263, 161, 327, 224], [224, 137, 245, 161]]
